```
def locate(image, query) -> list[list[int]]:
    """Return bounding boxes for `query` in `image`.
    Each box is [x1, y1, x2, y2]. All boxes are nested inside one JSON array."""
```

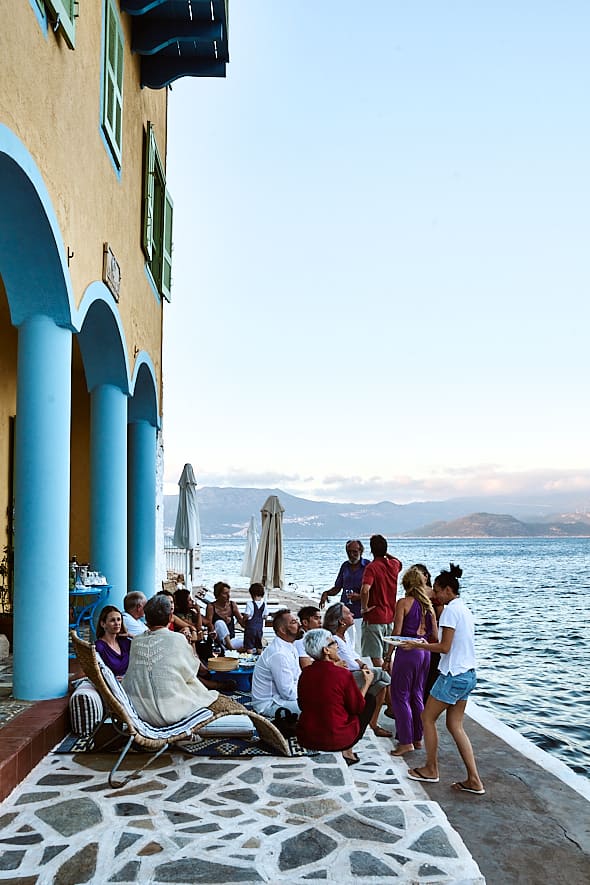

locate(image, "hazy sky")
[[163, 1, 589, 504]]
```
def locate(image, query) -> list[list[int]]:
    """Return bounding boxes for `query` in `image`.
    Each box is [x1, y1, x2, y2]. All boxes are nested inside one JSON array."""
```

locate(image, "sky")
[[162, 1, 590, 505]]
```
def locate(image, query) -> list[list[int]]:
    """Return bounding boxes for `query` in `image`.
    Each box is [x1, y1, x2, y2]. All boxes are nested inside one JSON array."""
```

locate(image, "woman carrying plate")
[[389, 567, 437, 755], [402, 563, 485, 795]]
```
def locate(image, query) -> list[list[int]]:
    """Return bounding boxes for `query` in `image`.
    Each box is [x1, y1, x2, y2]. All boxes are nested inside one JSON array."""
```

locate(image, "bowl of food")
[[207, 657, 239, 672]]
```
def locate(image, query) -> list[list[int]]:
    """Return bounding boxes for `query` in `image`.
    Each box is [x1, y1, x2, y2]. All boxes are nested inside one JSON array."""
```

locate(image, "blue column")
[[13, 315, 72, 700], [127, 419, 156, 598], [90, 384, 128, 610]]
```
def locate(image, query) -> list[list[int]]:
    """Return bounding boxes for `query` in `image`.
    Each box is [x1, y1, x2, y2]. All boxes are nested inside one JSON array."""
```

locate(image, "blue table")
[[208, 665, 255, 693], [69, 585, 111, 640]]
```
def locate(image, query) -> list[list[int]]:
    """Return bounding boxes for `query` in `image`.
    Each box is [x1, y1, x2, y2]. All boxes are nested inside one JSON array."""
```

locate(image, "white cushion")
[[69, 679, 104, 735], [198, 714, 254, 737]]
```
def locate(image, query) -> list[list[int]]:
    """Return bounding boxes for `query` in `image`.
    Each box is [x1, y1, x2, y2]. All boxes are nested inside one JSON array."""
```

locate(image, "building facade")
[[0, 0, 228, 700]]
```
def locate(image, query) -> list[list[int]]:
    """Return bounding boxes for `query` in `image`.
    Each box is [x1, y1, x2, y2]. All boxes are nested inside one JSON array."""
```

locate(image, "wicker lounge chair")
[[70, 631, 290, 787]]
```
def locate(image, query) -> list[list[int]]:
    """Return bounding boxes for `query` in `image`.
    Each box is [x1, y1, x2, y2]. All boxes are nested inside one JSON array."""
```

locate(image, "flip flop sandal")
[[407, 768, 439, 783], [451, 781, 486, 795]]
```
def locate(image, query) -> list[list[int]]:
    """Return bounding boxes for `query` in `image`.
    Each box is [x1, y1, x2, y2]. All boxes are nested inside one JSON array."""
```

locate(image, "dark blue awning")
[[120, 0, 229, 89]]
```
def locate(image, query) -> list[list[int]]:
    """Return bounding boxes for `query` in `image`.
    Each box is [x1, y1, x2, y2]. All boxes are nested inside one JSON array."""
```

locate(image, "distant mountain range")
[[405, 512, 590, 538], [164, 487, 590, 539]]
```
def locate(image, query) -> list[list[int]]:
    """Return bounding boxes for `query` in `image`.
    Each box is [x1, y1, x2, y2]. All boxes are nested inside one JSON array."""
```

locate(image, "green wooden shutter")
[[45, 0, 76, 49], [161, 188, 174, 302], [103, 0, 124, 165], [142, 124, 156, 260]]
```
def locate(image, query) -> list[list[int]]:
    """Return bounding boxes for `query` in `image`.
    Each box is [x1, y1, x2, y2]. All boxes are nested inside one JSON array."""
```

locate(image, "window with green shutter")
[[142, 123, 174, 302], [45, 0, 77, 49], [102, 0, 124, 167]]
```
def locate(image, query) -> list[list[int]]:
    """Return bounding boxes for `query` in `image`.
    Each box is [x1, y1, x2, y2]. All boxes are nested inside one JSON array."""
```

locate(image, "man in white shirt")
[[122, 591, 148, 637], [251, 609, 301, 717]]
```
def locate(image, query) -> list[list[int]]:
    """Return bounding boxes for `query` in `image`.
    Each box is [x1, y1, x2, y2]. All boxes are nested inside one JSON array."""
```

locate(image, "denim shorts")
[[431, 669, 477, 705]]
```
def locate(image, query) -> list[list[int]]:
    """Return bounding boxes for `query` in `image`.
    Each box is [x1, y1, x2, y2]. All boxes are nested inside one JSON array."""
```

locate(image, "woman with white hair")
[[296, 628, 375, 765], [123, 595, 219, 727], [323, 602, 392, 738]]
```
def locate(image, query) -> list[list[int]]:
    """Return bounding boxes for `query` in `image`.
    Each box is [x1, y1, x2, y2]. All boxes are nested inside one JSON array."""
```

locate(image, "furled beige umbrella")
[[250, 495, 284, 591], [172, 464, 201, 590]]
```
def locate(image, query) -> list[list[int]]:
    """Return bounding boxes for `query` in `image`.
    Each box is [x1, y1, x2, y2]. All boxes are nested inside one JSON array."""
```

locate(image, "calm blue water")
[[198, 537, 590, 779]]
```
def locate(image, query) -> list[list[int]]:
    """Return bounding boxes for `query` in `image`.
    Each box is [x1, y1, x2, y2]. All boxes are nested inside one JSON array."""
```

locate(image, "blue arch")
[[0, 125, 74, 328], [76, 282, 131, 394], [130, 354, 160, 427]]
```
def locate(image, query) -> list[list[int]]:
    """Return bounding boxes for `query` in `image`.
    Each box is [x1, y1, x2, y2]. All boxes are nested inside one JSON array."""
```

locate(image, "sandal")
[[344, 753, 360, 766]]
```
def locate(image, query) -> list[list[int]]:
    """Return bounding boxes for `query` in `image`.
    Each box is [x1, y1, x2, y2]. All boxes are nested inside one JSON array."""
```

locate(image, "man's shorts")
[[431, 669, 477, 705], [361, 622, 393, 660]]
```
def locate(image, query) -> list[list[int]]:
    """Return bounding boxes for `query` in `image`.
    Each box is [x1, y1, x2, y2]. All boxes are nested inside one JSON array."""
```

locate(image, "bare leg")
[[370, 686, 391, 736], [445, 701, 484, 791], [408, 695, 447, 780]]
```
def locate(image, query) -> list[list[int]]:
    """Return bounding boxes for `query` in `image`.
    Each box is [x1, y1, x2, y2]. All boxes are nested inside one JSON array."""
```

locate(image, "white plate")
[[384, 636, 425, 646]]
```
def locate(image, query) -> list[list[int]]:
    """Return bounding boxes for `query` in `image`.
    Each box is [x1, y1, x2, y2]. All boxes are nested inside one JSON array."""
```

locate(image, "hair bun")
[[449, 562, 463, 579]]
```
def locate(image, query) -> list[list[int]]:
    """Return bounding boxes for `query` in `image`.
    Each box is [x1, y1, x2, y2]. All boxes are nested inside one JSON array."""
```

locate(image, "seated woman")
[[323, 602, 392, 738], [95, 605, 131, 678], [122, 595, 219, 727], [158, 590, 202, 645], [205, 581, 246, 651], [174, 587, 204, 630], [297, 628, 375, 765]]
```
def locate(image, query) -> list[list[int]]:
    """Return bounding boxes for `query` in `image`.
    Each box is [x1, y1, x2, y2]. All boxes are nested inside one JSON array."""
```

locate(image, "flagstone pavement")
[[0, 729, 484, 884]]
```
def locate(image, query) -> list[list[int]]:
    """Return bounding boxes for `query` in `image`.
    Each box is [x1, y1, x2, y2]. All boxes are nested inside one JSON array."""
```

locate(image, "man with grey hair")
[[122, 591, 148, 637], [251, 609, 301, 717]]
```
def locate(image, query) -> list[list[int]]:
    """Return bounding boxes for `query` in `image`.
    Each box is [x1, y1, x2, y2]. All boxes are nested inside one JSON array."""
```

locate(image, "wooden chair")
[[70, 631, 290, 787]]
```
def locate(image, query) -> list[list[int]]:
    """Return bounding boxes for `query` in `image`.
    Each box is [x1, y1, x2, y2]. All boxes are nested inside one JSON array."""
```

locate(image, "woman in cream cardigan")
[[123, 595, 218, 727]]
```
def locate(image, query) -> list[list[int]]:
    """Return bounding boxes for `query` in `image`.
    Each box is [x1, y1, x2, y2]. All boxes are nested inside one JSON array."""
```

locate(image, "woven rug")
[[55, 731, 313, 758], [177, 734, 314, 758]]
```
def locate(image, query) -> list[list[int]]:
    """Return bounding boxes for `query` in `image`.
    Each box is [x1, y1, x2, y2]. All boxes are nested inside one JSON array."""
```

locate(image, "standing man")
[[122, 591, 148, 637], [360, 535, 402, 667], [319, 540, 369, 652], [251, 609, 302, 717]]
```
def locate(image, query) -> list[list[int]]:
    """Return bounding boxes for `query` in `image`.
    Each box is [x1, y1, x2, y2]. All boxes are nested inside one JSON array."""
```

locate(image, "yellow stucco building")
[[0, 0, 228, 699]]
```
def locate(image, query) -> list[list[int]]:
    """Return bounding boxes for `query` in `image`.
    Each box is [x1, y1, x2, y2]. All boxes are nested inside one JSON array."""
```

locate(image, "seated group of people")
[[250, 605, 392, 765], [91, 577, 272, 728]]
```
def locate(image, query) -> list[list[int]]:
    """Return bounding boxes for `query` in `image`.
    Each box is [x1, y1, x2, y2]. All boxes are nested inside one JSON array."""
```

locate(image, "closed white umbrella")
[[240, 515, 259, 578], [172, 464, 201, 589], [251, 495, 284, 591]]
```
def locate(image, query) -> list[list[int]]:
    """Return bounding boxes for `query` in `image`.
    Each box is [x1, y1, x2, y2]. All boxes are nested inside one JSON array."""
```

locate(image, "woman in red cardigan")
[[297, 628, 375, 765]]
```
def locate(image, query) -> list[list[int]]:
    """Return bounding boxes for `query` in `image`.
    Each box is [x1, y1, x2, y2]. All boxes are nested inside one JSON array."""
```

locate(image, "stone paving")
[[0, 729, 484, 884]]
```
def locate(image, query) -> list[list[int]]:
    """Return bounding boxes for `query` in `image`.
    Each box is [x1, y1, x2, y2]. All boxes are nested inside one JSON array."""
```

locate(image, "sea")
[[196, 536, 590, 780]]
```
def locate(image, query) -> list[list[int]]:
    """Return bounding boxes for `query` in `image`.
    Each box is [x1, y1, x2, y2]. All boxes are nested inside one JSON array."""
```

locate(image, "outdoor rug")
[[176, 734, 316, 758], [55, 731, 316, 758]]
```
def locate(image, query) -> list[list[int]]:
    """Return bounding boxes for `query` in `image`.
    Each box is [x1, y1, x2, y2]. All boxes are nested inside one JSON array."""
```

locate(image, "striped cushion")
[[69, 679, 104, 735], [96, 653, 214, 740]]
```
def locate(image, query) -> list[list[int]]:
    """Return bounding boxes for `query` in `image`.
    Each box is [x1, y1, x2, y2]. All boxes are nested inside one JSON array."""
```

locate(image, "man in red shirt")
[[360, 534, 402, 667]]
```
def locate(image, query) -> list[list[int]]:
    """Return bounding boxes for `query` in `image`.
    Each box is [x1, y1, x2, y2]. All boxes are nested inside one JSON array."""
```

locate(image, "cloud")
[[164, 463, 590, 506], [279, 466, 590, 504]]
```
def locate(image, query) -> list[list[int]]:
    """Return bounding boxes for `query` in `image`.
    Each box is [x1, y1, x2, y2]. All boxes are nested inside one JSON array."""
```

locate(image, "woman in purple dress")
[[389, 567, 437, 756], [95, 605, 131, 678]]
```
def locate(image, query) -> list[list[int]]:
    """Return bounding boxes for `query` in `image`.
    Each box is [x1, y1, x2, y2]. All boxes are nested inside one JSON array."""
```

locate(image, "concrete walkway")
[[413, 703, 590, 885]]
